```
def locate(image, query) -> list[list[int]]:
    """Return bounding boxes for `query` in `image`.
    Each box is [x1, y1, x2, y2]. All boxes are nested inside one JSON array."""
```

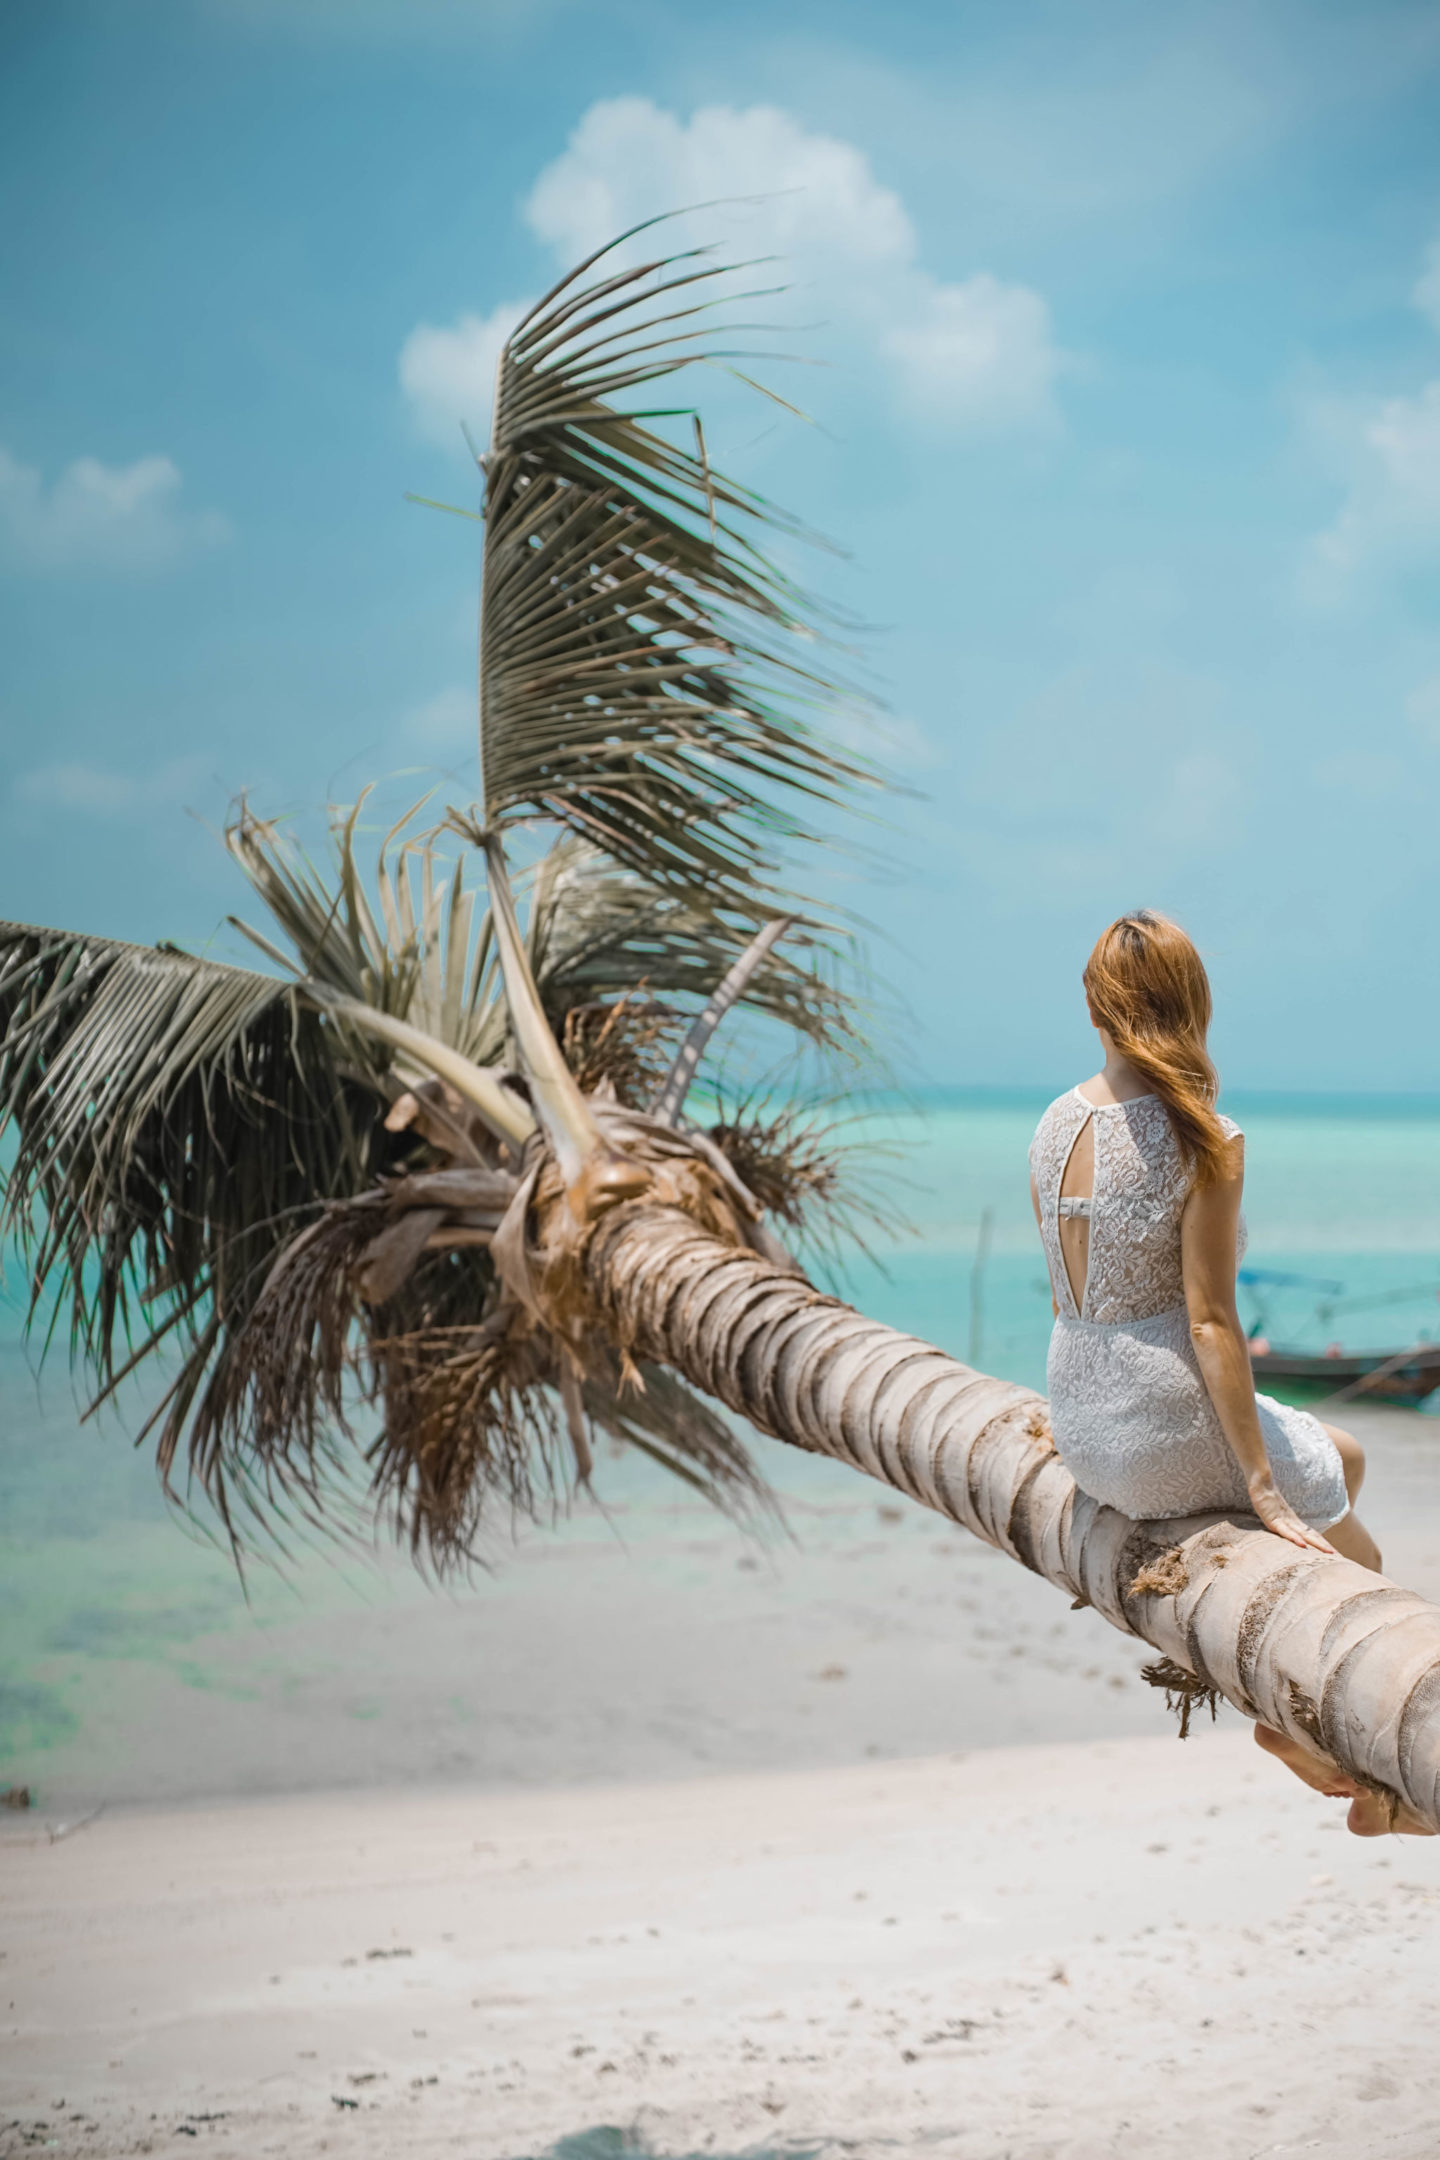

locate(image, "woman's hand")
[[1184, 1143, 1341, 1554], [1247, 1472, 1337, 1555]]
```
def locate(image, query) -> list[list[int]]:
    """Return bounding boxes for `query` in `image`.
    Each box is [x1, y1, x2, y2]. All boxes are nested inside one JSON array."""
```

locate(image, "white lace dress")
[[1029, 1089, 1348, 1527]]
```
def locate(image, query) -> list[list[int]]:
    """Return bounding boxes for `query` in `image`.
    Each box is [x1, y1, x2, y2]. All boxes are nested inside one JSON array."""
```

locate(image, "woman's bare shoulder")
[[1029, 1088, 1083, 1159]]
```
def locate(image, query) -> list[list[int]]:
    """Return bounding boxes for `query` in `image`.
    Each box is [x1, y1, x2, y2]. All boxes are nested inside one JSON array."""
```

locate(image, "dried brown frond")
[[709, 1105, 841, 1228], [582, 1350, 773, 1526], [366, 1305, 560, 1564], [149, 1091, 794, 1568], [702, 1096, 907, 1276], [1141, 1654, 1221, 1740], [196, 1190, 568, 1567], [561, 993, 684, 1106], [183, 1196, 388, 1539]]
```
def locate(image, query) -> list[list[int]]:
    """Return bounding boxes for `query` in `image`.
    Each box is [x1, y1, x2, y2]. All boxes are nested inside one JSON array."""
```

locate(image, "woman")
[[1030, 910, 1428, 1837]]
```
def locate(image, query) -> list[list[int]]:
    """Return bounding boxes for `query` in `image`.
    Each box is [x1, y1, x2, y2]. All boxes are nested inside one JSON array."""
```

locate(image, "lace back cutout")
[[1030, 1088, 1240, 1327], [1056, 1110, 1094, 1314]]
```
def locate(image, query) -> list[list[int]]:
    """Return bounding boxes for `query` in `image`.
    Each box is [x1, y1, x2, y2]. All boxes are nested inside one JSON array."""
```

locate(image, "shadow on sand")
[[520, 2131, 852, 2160]]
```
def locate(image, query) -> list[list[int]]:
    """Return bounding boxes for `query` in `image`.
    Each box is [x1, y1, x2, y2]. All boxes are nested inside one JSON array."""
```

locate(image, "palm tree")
[[3, 224, 1437, 1833]]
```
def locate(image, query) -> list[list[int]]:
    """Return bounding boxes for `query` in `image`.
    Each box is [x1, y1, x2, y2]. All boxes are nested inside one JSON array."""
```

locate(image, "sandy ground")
[[4, 1405, 1440, 2158], [4, 1733, 1440, 2160]]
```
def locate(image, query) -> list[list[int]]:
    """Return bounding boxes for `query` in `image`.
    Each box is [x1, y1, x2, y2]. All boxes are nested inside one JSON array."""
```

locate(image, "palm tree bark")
[[586, 1204, 1440, 1833]]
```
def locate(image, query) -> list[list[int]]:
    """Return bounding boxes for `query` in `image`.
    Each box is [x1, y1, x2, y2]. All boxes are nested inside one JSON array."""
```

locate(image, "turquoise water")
[[3, 1089, 1438, 1799], [829, 1091, 1440, 1397]]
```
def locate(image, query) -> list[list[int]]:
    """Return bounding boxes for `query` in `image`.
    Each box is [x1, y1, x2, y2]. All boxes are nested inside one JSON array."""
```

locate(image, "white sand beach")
[[4, 1403, 1440, 2159], [5, 1732, 1440, 2160]]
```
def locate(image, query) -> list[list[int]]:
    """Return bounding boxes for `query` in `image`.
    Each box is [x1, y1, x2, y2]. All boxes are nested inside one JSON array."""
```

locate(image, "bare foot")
[[1254, 1723, 1435, 1835], [1345, 1790, 1436, 1838], [1253, 1722, 1356, 1799]]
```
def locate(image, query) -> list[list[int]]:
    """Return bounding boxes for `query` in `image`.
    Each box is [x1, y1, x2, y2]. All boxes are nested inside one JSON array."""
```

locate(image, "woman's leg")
[[1250, 1418, 1423, 1825], [1319, 1422, 1382, 1571]]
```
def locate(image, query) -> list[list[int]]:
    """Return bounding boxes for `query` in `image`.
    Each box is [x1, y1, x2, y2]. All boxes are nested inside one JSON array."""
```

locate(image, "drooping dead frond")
[[189, 1195, 388, 1525], [199, 1189, 549, 1564], [361, 1319, 773, 1568], [562, 995, 684, 1105], [0, 921, 383, 1466], [583, 1355, 774, 1525], [474, 229, 879, 913], [201, 1189, 773, 1568], [651, 915, 795, 1125], [366, 1304, 558, 1565], [703, 1095, 907, 1276]]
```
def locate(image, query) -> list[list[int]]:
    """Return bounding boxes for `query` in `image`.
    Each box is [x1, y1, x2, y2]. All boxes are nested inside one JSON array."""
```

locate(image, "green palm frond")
[[227, 793, 499, 1067], [474, 225, 878, 909], [523, 833, 857, 1061], [227, 803, 849, 1103], [227, 796, 534, 1149], [0, 919, 384, 1497]]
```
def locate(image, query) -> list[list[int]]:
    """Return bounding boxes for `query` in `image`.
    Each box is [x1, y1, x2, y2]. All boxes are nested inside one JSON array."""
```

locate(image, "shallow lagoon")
[[4, 1089, 1438, 1805], [832, 1089, 1440, 1392]]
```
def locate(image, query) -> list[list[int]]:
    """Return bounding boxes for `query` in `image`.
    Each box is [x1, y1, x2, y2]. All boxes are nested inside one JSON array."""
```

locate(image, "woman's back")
[[1030, 1089, 1239, 1327], [1030, 1082, 1342, 1528]]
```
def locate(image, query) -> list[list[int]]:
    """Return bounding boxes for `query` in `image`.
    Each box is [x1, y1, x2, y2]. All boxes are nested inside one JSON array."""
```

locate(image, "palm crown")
[[0, 223, 886, 1565]]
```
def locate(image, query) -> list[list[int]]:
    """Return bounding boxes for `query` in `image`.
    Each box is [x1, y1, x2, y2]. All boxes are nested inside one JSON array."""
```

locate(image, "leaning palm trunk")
[[579, 1201, 1440, 1834]]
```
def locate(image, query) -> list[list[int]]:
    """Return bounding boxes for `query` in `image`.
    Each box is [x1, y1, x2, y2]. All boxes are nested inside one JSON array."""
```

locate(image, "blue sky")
[[3, 0, 1440, 1090]]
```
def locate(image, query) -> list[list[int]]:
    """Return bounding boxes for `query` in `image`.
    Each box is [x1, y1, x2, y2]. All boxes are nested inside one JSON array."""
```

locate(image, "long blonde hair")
[[1082, 911, 1230, 1187]]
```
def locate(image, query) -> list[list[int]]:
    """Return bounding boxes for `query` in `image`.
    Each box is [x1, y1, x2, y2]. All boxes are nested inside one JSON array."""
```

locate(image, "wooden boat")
[[1248, 1340, 1440, 1405]]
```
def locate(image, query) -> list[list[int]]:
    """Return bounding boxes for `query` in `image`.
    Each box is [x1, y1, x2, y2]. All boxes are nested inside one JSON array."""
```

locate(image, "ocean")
[[4, 1088, 1438, 1804], [830, 1089, 1440, 1396]]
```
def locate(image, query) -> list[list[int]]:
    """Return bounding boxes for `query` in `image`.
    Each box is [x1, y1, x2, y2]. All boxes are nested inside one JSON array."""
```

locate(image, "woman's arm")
[[1031, 1171, 1058, 1317], [1181, 1138, 1336, 1555]]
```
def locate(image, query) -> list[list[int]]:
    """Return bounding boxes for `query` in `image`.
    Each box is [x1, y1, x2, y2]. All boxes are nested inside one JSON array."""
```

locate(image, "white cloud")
[[524, 99, 914, 271], [879, 275, 1059, 426], [1305, 380, 1440, 594], [1302, 233, 1440, 598], [398, 300, 531, 449], [0, 449, 230, 575], [1407, 674, 1440, 748], [14, 756, 208, 816], [400, 99, 1062, 451], [523, 99, 1061, 433]]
